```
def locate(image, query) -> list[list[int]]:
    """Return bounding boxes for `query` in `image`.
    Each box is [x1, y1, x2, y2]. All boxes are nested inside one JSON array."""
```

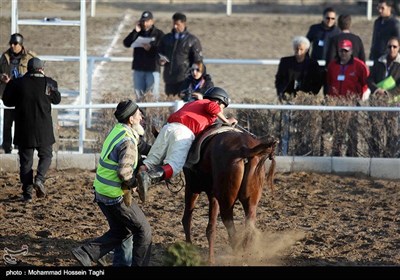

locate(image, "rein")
[[165, 172, 185, 194], [235, 124, 257, 139]]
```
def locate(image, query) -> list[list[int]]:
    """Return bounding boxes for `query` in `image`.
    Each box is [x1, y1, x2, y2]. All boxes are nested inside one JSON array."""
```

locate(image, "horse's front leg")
[[182, 189, 199, 244], [206, 195, 219, 265]]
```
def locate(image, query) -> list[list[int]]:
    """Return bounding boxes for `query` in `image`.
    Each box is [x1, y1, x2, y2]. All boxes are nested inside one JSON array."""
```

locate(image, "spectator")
[[370, 0, 400, 61], [306, 7, 341, 95], [326, 39, 370, 100], [275, 36, 322, 102], [306, 7, 341, 63], [158, 12, 203, 96], [368, 36, 400, 100], [123, 11, 164, 101], [0, 33, 36, 154], [178, 61, 214, 102], [136, 87, 237, 203], [2, 57, 61, 202], [71, 100, 152, 267], [367, 37, 400, 158], [326, 14, 366, 65]]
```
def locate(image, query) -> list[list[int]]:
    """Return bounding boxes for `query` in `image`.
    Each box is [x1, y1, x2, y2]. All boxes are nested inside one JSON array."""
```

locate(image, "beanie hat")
[[114, 100, 139, 122], [27, 57, 44, 72], [9, 33, 24, 45]]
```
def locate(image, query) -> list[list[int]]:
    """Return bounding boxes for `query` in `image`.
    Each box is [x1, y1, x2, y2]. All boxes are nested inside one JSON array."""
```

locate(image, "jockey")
[[137, 87, 237, 202]]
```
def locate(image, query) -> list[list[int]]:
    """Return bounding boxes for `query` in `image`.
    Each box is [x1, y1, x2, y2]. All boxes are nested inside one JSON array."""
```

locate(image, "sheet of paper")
[[131, 36, 154, 48], [158, 53, 170, 63]]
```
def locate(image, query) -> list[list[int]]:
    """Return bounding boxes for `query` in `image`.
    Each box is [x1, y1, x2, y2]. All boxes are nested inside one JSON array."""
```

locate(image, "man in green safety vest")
[[71, 99, 152, 266]]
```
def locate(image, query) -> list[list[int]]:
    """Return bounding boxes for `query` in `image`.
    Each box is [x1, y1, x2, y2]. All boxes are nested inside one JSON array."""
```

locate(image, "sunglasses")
[[387, 45, 399, 49], [325, 17, 335, 20]]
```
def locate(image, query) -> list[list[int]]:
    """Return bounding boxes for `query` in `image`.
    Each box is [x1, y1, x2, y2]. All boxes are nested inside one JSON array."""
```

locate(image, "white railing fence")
[[2, 101, 399, 154], [0, 56, 397, 154]]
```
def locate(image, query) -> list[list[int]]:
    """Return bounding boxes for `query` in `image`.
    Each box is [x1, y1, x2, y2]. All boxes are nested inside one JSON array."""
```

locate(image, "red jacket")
[[168, 99, 221, 136], [327, 57, 370, 99]]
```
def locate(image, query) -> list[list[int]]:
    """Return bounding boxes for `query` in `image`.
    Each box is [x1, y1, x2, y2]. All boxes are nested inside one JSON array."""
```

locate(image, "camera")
[[180, 88, 194, 102]]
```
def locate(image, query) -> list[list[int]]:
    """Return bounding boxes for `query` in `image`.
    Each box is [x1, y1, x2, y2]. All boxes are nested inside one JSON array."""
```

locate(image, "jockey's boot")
[[137, 164, 173, 203]]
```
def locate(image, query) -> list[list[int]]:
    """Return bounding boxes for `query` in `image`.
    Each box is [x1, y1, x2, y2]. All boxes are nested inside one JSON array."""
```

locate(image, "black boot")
[[34, 177, 46, 198], [22, 184, 33, 203], [137, 166, 165, 203]]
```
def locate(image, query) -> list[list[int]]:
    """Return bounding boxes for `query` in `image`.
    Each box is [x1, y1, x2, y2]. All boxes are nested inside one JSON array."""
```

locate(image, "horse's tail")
[[266, 157, 276, 193], [240, 137, 278, 192]]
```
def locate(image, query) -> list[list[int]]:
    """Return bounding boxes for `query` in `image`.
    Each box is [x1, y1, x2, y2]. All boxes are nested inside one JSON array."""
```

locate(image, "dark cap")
[[114, 99, 139, 122], [140, 11, 153, 21], [27, 57, 44, 72], [9, 33, 24, 45]]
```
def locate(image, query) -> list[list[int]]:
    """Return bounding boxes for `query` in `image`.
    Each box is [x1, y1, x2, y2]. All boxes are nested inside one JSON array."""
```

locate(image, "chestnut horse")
[[182, 125, 278, 264]]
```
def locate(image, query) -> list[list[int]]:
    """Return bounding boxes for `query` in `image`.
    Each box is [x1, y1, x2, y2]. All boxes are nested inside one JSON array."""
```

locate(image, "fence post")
[[174, 100, 185, 112], [86, 57, 95, 129], [226, 0, 232, 16]]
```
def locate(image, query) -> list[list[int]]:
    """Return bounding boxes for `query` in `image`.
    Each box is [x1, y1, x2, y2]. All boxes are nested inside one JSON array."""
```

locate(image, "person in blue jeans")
[[71, 100, 152, 267], [123, 11, 164, 101], [110, 135, 152, 266]]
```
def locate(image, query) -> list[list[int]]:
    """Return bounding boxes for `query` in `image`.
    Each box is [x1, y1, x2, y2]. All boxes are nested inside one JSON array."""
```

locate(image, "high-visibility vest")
[[94, 123, 138, 198]]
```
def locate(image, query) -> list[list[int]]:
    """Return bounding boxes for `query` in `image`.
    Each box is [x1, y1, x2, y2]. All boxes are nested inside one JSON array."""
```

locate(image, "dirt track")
[[1, 169, 399, 266]]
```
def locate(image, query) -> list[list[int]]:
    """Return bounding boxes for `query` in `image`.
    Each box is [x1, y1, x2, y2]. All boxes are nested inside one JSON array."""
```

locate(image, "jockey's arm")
[[216, 112, 237, 126]]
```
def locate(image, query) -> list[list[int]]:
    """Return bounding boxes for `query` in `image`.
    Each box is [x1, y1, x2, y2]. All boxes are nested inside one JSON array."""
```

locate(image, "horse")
[[182, 124, 278, 264]]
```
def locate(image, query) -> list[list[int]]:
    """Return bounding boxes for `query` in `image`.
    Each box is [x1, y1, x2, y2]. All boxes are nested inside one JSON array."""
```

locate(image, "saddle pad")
[[185, 124, 242, 168]]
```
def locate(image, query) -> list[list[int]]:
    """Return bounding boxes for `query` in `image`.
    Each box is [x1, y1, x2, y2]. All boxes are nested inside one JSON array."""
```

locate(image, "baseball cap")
[[339, 39, 352, 51], [140, 11, 153, 21], [27, 57, 44, 72]]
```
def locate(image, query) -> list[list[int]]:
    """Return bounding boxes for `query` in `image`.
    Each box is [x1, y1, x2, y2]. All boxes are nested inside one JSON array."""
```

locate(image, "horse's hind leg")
[[240, 200, 258, 249], [206, 195, 219, 265], [219, 207, 237, 250], [182, 190, 199, 244]]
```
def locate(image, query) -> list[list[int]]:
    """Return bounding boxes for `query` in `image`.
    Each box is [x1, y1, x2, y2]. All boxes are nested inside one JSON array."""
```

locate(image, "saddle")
[[184, 123, 242, 169]]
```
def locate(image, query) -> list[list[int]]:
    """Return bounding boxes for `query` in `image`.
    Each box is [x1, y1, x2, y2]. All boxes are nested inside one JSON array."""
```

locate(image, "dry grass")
[[237, 93, 400, 158]]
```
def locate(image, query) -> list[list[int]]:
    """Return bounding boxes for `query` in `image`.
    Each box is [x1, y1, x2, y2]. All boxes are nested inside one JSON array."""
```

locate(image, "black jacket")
[[123, 25, 164, 72], [370, 15, 400, 61], [326, 32, 366, 65], [2, 72, 61, 147], [179, 74, 214, 101], [158, 28, 203, 85], [368, 53, 400, 98], [275, 55, 322, 98], [306, 22, 341, 61]]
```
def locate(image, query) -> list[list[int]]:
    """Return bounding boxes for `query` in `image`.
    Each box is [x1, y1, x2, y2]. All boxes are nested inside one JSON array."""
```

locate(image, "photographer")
[[0, 33, 36, 154], [123, 11, 164, 101], [178, 61, 214, 102]]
